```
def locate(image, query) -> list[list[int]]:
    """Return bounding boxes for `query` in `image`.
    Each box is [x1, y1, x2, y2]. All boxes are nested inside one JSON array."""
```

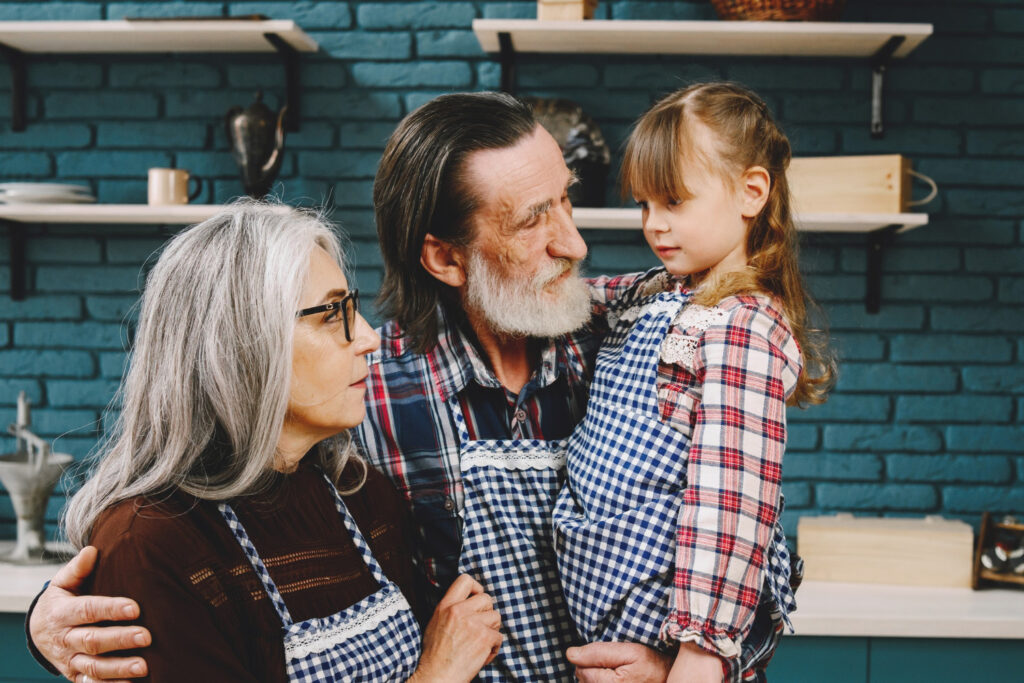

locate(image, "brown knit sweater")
[[86, 462, 424, 682]]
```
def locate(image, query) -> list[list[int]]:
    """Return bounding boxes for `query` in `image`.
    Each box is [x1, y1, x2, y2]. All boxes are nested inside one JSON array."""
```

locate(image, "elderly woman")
[[59, 201, 501, 681]]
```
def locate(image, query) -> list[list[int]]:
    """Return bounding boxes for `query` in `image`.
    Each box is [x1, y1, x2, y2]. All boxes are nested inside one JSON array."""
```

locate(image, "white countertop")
[[788, 580, 1024, 639], [2, 548, 1023, 639], [0, 541, 71, 613]]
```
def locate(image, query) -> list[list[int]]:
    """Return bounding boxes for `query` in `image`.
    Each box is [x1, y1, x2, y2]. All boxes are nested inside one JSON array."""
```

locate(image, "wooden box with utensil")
[[788, 154, 914, 214], [537, 0, 598, 21], [797, 514, 974, 588]]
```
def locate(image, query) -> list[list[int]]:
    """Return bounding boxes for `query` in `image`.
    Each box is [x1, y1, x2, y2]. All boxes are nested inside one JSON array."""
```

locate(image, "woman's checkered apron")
[[553, 291, 797, 672], [451, 395, 578, 682], [218, 472, 422, 682]]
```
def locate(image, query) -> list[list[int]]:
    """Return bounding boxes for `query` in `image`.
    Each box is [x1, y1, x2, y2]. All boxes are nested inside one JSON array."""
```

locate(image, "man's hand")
[[29, 546, 151, 682], [567, 642, 672, 683]]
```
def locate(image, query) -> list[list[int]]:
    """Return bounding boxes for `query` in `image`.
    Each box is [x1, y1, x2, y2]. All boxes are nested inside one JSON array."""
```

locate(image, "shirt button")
[[514, 409, 527, 422], [443, 497, 455, 511]]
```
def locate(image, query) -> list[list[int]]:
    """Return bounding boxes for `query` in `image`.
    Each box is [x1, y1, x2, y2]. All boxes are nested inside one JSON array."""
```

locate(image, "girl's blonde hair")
[[621, 81, 835, 405]]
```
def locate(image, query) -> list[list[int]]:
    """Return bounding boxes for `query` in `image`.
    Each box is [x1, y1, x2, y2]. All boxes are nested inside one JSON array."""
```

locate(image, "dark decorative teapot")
[[225, 92, 288, 198], [522, 97, 611, 207]]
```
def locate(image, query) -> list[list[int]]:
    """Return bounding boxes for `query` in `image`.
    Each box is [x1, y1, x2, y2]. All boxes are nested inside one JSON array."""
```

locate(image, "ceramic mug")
[[147, 168, 202, 205]]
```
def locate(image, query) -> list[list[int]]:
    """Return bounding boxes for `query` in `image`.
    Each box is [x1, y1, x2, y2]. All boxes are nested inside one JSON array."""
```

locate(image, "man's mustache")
[[532, 258, 579, 288]]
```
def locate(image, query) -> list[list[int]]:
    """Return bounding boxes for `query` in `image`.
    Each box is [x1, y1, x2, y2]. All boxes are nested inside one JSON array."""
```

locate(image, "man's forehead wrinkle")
[[466, 124, 572, 237], [481, 187, 522, 233]]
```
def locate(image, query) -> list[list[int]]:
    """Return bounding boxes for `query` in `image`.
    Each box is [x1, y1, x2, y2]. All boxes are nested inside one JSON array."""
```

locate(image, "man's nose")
[[548, 203, 588, 261]]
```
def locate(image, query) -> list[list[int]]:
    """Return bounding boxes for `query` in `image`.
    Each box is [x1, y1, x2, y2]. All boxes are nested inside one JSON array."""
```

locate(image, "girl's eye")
[[634, 199, 648, 210], [668, 198, 684, 207]]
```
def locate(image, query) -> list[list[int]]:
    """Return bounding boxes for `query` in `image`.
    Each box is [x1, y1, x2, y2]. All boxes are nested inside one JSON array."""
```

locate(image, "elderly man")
[[27, 92, 672, 682]]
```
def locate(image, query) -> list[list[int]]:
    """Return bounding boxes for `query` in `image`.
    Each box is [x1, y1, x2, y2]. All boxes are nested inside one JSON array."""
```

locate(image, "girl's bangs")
[[621, 106, 692, 203]]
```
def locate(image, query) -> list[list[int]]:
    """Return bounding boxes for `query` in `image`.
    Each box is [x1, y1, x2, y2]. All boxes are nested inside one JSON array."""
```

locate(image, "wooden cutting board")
[[797, 514, 974, 588]]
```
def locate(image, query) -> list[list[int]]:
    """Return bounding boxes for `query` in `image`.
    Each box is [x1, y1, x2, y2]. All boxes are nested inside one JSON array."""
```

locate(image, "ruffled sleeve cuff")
[[660, 610, 743, 660]]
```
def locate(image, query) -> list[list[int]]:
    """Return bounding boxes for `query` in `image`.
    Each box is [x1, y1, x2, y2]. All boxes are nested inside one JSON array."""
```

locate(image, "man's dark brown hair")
[[373, 91, 537, 353]]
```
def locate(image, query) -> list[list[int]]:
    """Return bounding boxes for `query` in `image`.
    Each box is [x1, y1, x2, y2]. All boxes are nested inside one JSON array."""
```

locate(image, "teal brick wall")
[[0, 0, 1021, 545]]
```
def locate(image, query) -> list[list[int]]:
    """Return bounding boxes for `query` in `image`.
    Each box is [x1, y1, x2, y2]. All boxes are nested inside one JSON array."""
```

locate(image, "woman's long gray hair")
[[63, 199, 365, 549]]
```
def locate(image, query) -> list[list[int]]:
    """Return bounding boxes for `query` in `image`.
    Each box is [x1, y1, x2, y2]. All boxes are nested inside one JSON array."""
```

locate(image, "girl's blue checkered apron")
[[552, 291, 797, 675], [218, 472, 422, 682], [450, 395, 577, 682]]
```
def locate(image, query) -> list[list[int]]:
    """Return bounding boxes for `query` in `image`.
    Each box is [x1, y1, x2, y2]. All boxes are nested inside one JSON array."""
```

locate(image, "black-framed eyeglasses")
[[296, 289, 359, 342]]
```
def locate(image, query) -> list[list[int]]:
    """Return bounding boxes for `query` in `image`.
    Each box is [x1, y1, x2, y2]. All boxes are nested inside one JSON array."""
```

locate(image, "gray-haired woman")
[[57, 200, 501, 682]]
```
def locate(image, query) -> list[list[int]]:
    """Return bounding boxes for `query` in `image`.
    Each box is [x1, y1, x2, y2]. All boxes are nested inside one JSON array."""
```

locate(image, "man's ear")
[[420, 234, 467, 288], [740, 166, 771, 218]]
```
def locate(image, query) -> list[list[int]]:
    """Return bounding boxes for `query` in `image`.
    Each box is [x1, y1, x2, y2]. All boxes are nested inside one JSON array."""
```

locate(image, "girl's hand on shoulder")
[[666, 641, 725, 683], [408, 574, 502, 683]]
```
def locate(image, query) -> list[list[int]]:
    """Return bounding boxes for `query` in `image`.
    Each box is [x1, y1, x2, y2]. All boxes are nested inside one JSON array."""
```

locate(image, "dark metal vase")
[[225, 92, 288, 198]]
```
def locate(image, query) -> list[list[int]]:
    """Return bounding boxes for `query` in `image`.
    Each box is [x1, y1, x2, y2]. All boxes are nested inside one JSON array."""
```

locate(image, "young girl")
[[553, 82, 834, 683]]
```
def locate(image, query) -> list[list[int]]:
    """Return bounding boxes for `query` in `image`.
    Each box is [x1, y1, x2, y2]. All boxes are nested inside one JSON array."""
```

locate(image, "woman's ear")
[[740, 166, 771, 218], [420, 234, 467, 288]]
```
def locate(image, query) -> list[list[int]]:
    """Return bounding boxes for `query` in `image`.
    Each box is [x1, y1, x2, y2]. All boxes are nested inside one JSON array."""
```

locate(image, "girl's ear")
[[420, 234, 467, 288], [739, 166, 771, 218]]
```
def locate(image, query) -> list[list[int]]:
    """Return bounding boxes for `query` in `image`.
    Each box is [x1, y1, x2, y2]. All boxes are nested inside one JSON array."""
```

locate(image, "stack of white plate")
[[0, 183, 96, 204]]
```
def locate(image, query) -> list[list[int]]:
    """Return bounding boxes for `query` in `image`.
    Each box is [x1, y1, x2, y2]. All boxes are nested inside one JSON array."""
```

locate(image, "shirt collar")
[[429, 304, 588, 401]]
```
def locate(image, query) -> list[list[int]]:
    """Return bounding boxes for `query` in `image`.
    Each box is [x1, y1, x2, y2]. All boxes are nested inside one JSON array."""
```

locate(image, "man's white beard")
[[465, 251, 592, 339]]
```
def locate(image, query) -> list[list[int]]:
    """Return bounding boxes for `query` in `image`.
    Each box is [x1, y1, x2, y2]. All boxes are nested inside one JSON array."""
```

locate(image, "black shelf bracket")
[[2, 220, 27, 300], [263, 33, 301, 133], [0, 41, 27, 132], [869, 36, 905, 140], [498, 32, 516, 95], [865, 224, 900, 314]]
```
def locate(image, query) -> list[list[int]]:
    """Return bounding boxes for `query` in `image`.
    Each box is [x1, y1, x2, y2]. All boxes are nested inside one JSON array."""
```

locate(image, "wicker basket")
[[711, 0, 846, 21]]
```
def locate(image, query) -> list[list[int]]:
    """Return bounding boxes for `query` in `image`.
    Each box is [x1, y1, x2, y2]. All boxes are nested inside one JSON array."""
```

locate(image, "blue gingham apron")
[[451, 395, 577, 682], [552, 290, 797, 659], [218, 473, 422, 682]]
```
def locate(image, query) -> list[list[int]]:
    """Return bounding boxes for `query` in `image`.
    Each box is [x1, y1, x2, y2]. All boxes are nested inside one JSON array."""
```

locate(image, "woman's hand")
[[409, 574, 502, 683], [666, 641, 725, 683]]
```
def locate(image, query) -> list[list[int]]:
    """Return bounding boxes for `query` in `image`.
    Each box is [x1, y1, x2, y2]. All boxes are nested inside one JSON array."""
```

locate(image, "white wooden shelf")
[[0, 19, 318, 131], [0, 203, 929, 233], [0, 203, 253, 225], [573, 208, 929, 234], [474, 19, 932, 137], [0, 204, 293, 301], [473, 19, 932, 58], [0, 19, 317, 53]]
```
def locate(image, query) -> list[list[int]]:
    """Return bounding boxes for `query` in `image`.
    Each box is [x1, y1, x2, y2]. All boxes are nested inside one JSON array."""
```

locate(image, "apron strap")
[[599, 292, 688, 411], [217, 471, 392, 629], [217, 502, 296, 626], [318, 472, 390, 588], [447, 392, 473, 444]]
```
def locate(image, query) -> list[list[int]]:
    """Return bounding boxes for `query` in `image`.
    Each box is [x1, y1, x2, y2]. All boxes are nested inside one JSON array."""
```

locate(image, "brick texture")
[[0, 0, 1019, 538]]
